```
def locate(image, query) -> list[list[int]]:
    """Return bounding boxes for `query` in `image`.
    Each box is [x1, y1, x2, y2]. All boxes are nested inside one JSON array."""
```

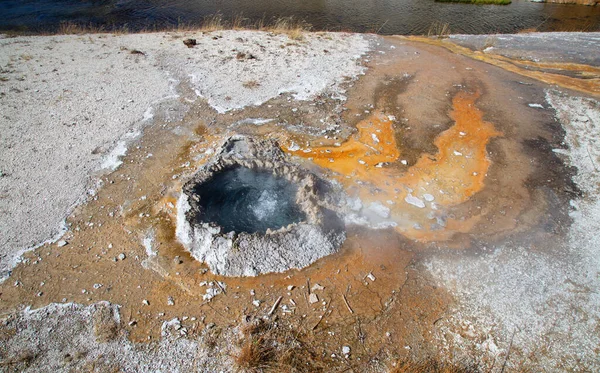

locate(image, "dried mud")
[[0, 34, 596, 371]]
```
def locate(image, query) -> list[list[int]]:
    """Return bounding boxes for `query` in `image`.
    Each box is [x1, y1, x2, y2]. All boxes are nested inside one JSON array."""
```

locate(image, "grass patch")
[[32, 14, 312, 40], [233, 317, 327, 372], [390, 360, 479, 373], [242, 80, 260, 89], [427, 21, 451, 38], [435, 0, 511, 4]]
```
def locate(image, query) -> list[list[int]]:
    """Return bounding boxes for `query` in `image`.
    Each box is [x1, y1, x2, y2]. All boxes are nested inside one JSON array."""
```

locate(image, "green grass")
[[435, 0, 511, 4]]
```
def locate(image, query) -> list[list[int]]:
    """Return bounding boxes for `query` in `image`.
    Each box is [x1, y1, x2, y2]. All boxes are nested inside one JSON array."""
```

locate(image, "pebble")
[[252, 300, 261, 307], [311, 283, 324, 292], [57, 240, 68, 247], [342, 346, 351, 355], [167, 296, 175, 306], [423, 193, 435, 202], [118, 253, 126, 260], [366, 272, 376, 282], [309, 293, 319, 304], [405, 194, 425, 209], [142, 299, 150, 305]]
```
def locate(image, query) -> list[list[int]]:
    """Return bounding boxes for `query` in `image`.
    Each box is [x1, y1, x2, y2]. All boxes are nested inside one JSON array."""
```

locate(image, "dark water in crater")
[[1, 0, 600, 34], [192, 167, 305, 234]]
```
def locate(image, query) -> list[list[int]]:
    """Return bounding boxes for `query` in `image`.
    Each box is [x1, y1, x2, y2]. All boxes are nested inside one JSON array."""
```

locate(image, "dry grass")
[[36, 14, 312, 40], [389, 359, 479, 373], [199, 13, 226, 32], [56, 21, 129, 35], [233, 318, 326, 373], [267, 17, 310, 40], [242, 80, 261, 89], [517, 27, 538, 34], [427, 22, 451, 38], [435, 0, 511, 4]]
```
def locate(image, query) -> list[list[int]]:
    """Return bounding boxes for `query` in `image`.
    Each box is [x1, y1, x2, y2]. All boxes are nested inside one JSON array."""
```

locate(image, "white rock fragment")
[[57, 240, 68, 247], [401, 160, 408, 165], [311, 283, 324, 292], [366, 272, 376, 282], [118, 253, 126, 260], [371, 134, 379, 144], [342, 346, 351, 355], [288, 142, 300, 151], [405, 194, 425, 208], [142, 299, 150, 305], [309, 293, 319, 304], [423, 193, 435, 202], [252, 300, 261, 307], [528, 103, 544, 109], [287, 285, 295, 291], [453, 150, 463, 156]]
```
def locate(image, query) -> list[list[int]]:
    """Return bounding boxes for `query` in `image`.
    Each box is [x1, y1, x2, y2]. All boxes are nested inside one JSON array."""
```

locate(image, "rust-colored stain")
[[408, 36, 600, 96], [285, 91, 502, 241]]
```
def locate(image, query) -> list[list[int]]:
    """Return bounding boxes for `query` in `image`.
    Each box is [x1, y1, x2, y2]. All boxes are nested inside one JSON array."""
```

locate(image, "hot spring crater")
[[176, 136, 346, 277]]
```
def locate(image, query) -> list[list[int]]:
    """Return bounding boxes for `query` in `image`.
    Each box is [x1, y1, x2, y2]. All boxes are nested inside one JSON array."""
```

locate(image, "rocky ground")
[[0, 30, 598, 372]]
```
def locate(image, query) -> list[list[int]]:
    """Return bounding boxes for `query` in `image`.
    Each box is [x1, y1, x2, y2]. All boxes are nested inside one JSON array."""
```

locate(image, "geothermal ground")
[[0, 31, 599, 372]]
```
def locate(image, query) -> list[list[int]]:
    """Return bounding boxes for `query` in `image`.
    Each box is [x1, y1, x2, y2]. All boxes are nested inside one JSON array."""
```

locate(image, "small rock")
[[252, 300, 261, 307], [311, 283, 324, 292], [342, 346, 351, 355], [57, 240, 68, 247], [423, 194, 435, 202], [183, 39, 197, 48], [366, 272, 376, 282], [309, 293, 319, 304], [405, 194, 425, 209], [287, 285, 295, 291], [167, 296, 175, 306], [118, 253, 126, 260], [142, 299, 150, 305]]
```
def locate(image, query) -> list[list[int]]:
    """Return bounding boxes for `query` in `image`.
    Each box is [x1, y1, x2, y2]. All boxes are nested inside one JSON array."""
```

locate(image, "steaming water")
[[192, 167, 305, 234], [1, 0, 599, 34]]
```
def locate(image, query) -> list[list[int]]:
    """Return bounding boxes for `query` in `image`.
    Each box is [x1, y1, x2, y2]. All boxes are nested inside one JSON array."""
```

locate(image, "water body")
[[192, 167, 305, 234], [1, 0, 599, 34]]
